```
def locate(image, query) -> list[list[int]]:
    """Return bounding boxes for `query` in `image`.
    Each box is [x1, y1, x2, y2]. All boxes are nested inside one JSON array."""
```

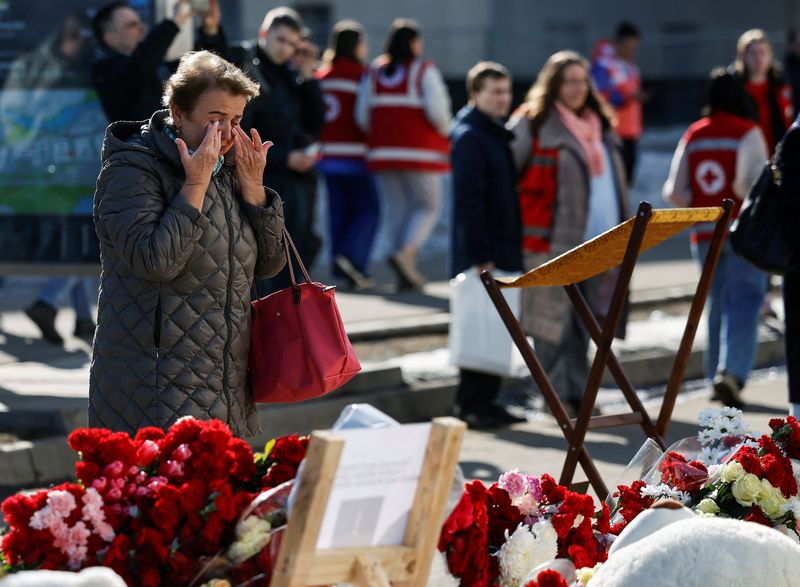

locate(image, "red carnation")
[[540, 474, 567, 504], [486, 484, 523, 547], [733, 446, 764, 477], [525, 569, 570, 587]]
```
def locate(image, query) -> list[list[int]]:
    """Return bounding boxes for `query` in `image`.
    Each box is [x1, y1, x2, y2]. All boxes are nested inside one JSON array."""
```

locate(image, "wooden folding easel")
[[269, 417, 466, 587], [481, 201, 733, 500]]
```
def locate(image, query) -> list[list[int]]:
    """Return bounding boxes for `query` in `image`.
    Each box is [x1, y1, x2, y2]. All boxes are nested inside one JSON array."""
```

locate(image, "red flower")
[[612, 481, 654, 532], [540, 474, 566, 505], [262, 463, 298, 489], [439, 481, 493, 587], [524, 569, 570, 587], [733, 446, 764, 477], [658, 452, 708, 492], [271, 434, 309, 467], [744, 506, 773, 527], [486, 484, 523, 547]]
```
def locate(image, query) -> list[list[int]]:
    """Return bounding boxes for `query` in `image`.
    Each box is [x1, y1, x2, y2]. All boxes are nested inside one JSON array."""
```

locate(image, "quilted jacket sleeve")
[[241, 188, 287, 278], [96, 158, 210, 282]]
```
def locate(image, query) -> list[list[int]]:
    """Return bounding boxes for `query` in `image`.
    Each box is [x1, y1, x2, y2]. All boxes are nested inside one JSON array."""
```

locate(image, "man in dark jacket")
[[91, 0, 227, 123], [450, 61, 524, 429], [231, 7, 326, 292]]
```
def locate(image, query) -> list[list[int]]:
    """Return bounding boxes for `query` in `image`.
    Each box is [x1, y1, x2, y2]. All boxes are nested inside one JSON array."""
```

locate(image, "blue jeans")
[[39, 277, 95, 321], [693, 239, 767, 384], [325, 171, 380, 275]]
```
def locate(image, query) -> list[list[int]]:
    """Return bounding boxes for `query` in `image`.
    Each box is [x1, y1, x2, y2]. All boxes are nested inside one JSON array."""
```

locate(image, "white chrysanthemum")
[[425, 550, 460, 587], [227, 517, 272, 563], [496, 522, 558, 587], [639, 483, 689, 504]]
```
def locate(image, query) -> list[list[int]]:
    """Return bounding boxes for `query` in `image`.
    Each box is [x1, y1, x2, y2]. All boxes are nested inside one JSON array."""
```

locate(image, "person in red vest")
[[508, 51, 629, 418], [316, 20, 379, 290], [734, 29, 794, 155], [663, 69, 768, 409], [356, 18, 451, 290]]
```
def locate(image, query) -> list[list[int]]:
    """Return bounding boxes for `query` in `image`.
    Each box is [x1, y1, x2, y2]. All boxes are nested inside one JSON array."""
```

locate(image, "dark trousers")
[[620, 138, 638, 186], [325, 171, 380, 275], [256, 173, 319, 295], [784, 269, 800, 403], [456, 368, 502, 413]]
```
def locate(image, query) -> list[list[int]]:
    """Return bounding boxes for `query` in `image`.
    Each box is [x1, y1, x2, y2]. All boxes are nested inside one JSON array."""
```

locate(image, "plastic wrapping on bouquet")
[[520, 558, 576, 586]]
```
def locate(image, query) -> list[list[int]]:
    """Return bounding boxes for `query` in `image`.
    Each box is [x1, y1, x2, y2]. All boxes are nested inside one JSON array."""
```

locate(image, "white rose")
[[697, 498, 720, 515], [732, 474, 762, 506], [720, 461, 746, 483]]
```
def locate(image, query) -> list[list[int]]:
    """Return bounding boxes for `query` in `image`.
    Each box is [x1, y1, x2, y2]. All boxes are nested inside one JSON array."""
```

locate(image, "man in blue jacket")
[[450, 61, 524, 429]]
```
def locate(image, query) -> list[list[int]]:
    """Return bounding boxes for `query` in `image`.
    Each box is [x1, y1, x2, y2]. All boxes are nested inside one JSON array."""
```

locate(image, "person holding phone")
[[91, 0, 228, 123], [90, 51, 286, 437]]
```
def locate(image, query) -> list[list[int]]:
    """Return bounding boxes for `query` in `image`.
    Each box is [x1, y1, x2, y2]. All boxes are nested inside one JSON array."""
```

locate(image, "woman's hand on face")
[[233, 126, 273, 205], [176, 121, 221, 187]]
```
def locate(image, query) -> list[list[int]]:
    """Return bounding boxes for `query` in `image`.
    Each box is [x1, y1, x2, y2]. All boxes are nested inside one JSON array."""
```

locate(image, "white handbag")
[[448, 268, 525, 377]]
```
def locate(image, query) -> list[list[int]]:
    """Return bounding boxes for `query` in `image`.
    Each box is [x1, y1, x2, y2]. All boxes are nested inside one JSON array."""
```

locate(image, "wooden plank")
[[270, 431, 344, 587], [572, 412, 644, 430], [352, 555, 393, 587], [305, 547, 417, 584], [400, 417, 466, 587]]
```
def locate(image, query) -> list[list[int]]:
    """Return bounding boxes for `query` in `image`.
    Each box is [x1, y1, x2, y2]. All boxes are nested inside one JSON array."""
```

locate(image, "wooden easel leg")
[[657, 199, 733, 437], [481, 271, 607, 497], [481, 272, 574, 437], [353, 556, 392, 587], [565, 283, 666, 449], [561, 202, 653, 499]]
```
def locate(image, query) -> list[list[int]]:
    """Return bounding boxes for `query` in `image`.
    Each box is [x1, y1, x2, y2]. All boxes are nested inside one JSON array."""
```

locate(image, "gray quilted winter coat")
[[89, 110, 286, 437]]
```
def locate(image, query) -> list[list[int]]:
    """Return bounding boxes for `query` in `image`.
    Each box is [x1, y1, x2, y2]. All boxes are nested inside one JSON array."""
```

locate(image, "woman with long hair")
[[316, 20, 379, 290], [734, 29, 794, 153], [663, 69, 768, 408], [356, 18, 451, 290], [508, 50, 629, 416]]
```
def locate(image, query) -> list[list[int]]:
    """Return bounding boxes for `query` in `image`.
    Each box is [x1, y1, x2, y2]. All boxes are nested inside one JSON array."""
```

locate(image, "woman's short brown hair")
[[162, 50, 260, 115]]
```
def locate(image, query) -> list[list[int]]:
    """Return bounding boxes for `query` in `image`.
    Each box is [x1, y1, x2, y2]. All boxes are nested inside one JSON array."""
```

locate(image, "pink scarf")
[[554, 101, 605, 176]]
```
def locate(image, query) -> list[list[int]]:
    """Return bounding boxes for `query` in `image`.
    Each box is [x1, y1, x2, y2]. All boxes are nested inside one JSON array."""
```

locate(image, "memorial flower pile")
[[611, 410, 800, 540], [437, 469, 615, 587], [0, 417, 310, 587]]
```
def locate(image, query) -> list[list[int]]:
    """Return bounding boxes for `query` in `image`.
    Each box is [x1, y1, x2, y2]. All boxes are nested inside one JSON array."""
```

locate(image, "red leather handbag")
[[249, 229, 361, 403]]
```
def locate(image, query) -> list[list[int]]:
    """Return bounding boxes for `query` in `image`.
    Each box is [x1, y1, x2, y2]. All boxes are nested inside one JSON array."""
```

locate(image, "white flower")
[[697, 498, 720, 515], [425, 550, 460, 587], [639, 483, 689, 504], [576, 563, 603, 586], [496, 522, 558, 587], [227, 516, 273, 564]]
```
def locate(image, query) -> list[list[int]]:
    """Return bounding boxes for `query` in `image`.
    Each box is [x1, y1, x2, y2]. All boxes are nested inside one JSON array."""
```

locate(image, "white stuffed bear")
[[592, 515, 800, 587], [0, 567, 126, 587]]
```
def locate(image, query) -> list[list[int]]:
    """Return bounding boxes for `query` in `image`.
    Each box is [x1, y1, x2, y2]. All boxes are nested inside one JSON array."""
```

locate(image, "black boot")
[[25, 300, 63, 345], [74, 318, 96, 341]]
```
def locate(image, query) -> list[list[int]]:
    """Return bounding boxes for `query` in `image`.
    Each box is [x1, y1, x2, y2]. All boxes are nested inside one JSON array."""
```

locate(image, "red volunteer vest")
[[685, 112, 757, 242], [316, 57, 367, 160], [518, 129, 559, 253], [366, 58, 450, 172]]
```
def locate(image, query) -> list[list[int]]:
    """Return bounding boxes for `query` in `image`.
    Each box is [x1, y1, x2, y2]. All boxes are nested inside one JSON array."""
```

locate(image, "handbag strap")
[[282, 228, 312, 305], [252, 228, 313, 304]]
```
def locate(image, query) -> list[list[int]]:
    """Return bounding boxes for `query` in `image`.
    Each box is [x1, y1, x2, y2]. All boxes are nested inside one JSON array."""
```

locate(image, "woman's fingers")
[[175, 138, 190, 164]]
